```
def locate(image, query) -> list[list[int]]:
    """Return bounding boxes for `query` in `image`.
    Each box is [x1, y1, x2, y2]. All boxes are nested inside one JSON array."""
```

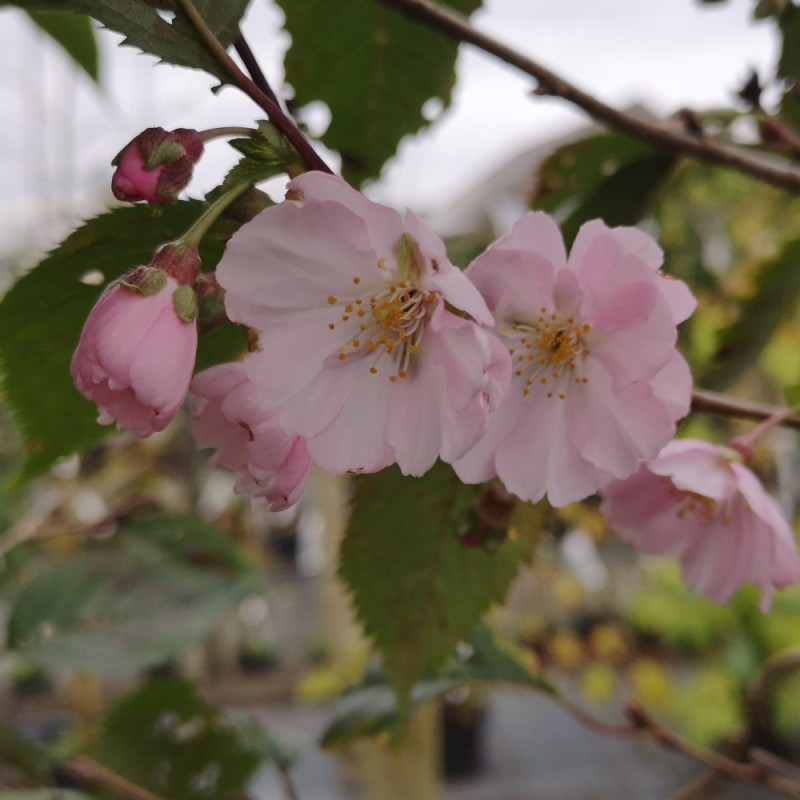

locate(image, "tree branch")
[[691, 389, 800, 431], [376, 0, 800, 193], [174, 0, 332, 175]]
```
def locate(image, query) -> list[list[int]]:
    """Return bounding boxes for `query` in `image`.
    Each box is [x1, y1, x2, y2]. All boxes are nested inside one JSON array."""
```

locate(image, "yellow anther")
[[328, 295, 337, 305]]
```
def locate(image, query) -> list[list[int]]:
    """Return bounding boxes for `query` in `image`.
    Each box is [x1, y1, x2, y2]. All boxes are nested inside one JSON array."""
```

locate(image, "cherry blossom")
[[191, 361, 311, 511], [71, 267, 198, 437], [453, 212, 696, 506], [215, 172, 510, 476], [602, 439, 800, 611]]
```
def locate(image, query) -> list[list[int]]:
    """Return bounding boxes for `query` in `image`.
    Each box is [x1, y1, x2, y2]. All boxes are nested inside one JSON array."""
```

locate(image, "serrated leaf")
[[321, 625, 553, 748], [704, 239, 800, 389], [278, 0, 481, 184], [220, 127, 295, 193], [7, 0, 250, 82], [97, 680, 263, 800], [0, 202, 244, 481], [531, 131, 676, 246], [7, 513, 259, 674], [27, 11, 99, 82], [339, 462, 532, 702]]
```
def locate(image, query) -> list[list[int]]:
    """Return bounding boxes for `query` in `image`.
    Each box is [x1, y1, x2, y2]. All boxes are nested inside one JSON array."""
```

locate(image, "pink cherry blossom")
[[453, 212, 696, 507], [191, 361, 311, 511], [602, 439, 800, 611], [70, 269, 197, 437], [215, 172, 511, 476], [111, 128, 203, 204]]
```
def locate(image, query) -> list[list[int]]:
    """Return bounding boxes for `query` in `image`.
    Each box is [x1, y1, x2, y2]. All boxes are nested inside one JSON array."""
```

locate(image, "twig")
[[691, 389, 800, 431], [744, 648, 800, 752], [669, 770, 723, 800], [278, 767, 302, 800], [234, 36, 281, 106], [174, 0, 332, 175], [61, 756, 166, 800], [552, 692, 800, 797], [376, 0, 800, 194]]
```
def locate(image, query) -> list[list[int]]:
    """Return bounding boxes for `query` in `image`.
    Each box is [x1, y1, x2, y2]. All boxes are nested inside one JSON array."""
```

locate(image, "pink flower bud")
[[191, 361, 311, 511], [111, 128, 204, 204], [71, 268, 198, 437]]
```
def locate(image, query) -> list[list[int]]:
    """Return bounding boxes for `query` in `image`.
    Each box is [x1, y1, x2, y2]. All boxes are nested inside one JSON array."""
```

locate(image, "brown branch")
[[62, 756, 166, 800], [174, 0, 332, 175], [376, 0, 800, 194], [234, 35, 281, 107], [555, 695, 800, 797], [691, 389, 800, 431]]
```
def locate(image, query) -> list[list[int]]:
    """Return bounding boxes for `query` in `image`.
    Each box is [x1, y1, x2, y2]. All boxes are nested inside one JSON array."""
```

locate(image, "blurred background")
[[2, 2, 800, 799]]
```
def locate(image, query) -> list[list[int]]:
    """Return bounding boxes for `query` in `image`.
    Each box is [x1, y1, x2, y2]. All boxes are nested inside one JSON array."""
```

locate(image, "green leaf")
[[704, 239, 800, 389], [221, 123, 297, 193], [0, 202, 244, 481], [321, 625, 553, 748], [6, 0, 250, 83], [97, 680, 263, 800], [531, 131, 676, 246], [339, 462, 534, 702], [27, 11, 99, 82], [278, 0, 481, 184], [7, 513, 259, 674]]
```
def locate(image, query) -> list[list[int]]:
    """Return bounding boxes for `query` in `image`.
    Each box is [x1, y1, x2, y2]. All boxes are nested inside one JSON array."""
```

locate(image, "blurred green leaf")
[[626, 565, 736, 655], [340, 462, 534, 703], [278, 0, 481, 184], [0, 721, 53, 784], [0, 202, 243, 481], [779, 5, 800, 81], [322, 625, 553, 747], [704, 239, 800, 389], [7, 513, 259, 674], [531, 131, 676, 246], [97, 680, 263, 800], [27, 11, 98, 82], [6, 0, 249, 82]]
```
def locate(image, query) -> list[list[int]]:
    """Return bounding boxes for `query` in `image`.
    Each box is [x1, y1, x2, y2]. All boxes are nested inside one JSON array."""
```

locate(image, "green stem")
[[181, 181, 252, 249], [200, 126, 256, 142]]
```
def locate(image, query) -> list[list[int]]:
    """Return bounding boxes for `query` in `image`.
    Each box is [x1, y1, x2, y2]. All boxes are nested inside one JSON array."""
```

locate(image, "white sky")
[[0, 0, 778, 278]]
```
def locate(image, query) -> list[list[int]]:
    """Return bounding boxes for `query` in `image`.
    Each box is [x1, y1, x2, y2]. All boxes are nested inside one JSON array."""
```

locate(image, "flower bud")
[[71, 267, 198, 437], [111, 127, 204, 204]]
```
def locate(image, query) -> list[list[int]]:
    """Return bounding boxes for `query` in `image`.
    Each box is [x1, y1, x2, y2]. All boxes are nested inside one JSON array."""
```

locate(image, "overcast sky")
[[0, 0, 778, 276]]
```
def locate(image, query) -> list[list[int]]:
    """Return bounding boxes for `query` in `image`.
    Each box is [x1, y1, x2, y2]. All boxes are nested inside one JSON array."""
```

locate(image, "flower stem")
[[180, 182, 253, 249], [199, 126, 255, 142], [729, 406, 797, 463], [173, 0, 332, 175]]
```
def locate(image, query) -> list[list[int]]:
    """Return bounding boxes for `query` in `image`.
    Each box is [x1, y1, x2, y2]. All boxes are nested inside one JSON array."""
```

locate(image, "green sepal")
[[145, 139, 186, 170], [172, 284, 199, 323], [119, 265, 168, 296]]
